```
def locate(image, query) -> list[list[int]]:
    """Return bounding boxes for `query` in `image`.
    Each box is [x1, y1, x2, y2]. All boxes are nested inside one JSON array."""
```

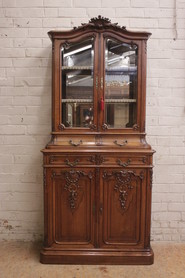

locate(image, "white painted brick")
[[0, 106, 26, 115], [144, 8, 174, 18], [168, 203, 185, 212], [14, 38, 42, 48], [25, 48, 50, 57], [177, 29, 185, 39], [0, 125, 26, 135], [177, 8, 185, 18], [59, 8, 87, 18], [15, 0, 43, 7], [153, 212, 181, 221], [158, 18, 175, 29], [12, 58, 43, 67], [0, 38, 13, 47], [44, 0, 72, 7], [116, 8, 144, 17], [15, 77, 51, 87], [130, 18, 158, 28], [102, 0, 129, 7], [0, 58, 12, 67], [42, 18, 71, 28], [153, 193, 183, 203], [14, 154, 42, 164], [2, 0, 16, 7], [75, 0, 102, 7], [0, 155, 13, 164], [0, 18, 13, 27], [14, 18, 42, 28], [44, 8, 58, 17], [160, 0, 174, 8], [155, 155, 183, 165], [131, 0, 159, 7], [0, 48, 25, 58], [5, 8, 44, 18], [28, 28, 47, 38], [27, 125, 51, 135]]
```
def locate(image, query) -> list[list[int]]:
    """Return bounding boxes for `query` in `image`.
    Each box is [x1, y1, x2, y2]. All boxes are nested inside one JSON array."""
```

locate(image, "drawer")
[[48, 154, 96, 166], [101, 155, 149, 166]]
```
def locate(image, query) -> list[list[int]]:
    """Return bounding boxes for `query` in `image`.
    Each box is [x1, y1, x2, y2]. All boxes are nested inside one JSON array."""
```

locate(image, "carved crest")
[[74, 15, 126, 31]]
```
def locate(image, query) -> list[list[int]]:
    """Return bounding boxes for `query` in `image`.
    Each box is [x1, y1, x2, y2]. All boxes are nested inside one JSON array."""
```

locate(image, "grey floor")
[[0, 241, 185, 278]]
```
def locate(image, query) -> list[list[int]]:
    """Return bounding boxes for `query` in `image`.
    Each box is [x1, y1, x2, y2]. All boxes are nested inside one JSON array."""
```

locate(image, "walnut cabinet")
[[40, 16, 154, 264]]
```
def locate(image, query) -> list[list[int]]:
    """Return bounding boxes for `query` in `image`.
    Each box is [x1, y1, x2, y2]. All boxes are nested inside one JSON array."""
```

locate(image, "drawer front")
[[102, 155, 149, 166], [48, 154, 95, 166]]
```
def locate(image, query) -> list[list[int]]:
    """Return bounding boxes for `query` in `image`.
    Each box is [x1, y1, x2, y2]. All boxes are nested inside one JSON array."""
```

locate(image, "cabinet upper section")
[[48, 16, 151, 134]]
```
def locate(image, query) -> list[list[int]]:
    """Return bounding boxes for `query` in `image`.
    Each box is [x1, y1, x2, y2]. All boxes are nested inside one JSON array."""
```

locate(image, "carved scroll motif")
[[63, 170, 93, 211], [103, 170, 144, 213]]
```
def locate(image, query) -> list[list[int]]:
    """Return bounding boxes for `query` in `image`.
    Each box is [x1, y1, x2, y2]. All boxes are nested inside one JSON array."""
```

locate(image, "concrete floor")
[[0, 242, 185, 278]]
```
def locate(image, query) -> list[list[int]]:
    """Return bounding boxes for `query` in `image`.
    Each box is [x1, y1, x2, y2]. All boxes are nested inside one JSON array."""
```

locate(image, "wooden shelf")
[[62, 98, 136, 104], [62, 66, 92, 70]]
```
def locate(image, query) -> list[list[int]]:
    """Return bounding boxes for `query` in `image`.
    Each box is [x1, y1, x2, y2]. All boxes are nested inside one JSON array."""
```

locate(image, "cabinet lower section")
[[41, 151, 154, 265]]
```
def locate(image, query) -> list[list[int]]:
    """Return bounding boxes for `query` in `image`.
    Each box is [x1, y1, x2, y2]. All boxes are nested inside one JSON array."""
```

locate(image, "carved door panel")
[[99, 168, 146, 249], [49, 168, 95, 249]]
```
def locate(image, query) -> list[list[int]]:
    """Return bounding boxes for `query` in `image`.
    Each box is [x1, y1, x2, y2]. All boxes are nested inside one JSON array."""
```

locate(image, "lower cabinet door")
[[99, 168, 146, 249], [46, 168, 95, 249]]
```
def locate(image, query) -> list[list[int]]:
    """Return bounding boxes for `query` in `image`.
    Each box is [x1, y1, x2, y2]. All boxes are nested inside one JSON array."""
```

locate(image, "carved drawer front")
[[101, 155, 149, 166], [48, 155, 96, 166]]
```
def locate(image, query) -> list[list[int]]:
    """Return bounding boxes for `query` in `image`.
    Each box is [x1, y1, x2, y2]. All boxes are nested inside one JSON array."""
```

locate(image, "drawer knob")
[[114, 140, 128, 147], [69, 139, 83, 147], [117, 159, 131, 167], [65, 159, 79, 167]]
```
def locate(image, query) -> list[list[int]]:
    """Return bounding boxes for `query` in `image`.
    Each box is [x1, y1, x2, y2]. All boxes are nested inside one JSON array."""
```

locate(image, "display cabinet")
[[40, 16, 154, 265]]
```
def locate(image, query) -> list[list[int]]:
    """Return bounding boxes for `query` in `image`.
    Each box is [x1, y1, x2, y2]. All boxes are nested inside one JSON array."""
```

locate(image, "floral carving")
[[103, 170, 143, 212], [88, 154, 108, 165], [50, 170, 92, 212]]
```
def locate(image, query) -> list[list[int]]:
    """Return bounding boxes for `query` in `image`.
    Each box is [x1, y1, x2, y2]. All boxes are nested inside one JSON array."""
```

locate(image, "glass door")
[[61, 37, 96, 129], [103, 38, 138, 129]]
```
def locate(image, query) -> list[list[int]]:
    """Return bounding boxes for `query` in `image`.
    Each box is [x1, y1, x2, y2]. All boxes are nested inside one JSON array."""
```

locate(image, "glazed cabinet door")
[[99, 168, 146, 249], [45, 168, 95, 249], [54, 33, 99, 132], [99, 33, 143, 132]]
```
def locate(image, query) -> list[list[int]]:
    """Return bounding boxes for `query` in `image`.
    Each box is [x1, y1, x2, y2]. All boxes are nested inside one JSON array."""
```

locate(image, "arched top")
[[48, 15, 151, 41]]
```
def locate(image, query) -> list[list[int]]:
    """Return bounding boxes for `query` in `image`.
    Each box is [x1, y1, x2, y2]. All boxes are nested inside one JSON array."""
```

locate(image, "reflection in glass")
[[61, 39, 94, 128], [105, 39, 138, 128]]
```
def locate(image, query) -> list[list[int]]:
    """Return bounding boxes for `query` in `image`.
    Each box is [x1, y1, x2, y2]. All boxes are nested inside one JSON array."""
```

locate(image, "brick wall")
[[0, 0, 185, 241]]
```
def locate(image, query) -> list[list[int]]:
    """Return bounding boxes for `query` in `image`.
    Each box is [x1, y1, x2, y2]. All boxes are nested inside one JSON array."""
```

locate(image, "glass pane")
[[61, 39, 94, 128], [105, 39, 138, 128]]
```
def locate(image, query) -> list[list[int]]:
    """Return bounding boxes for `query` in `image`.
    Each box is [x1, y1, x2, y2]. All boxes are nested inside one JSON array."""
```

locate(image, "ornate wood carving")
[[62, 41, 70, 49], [73, 15, 126, 31], [116, 158, 131, 167], [58, 123, 65, 130], [89, 123, 97, 130], [103, 170, 143, 212], [102, 123, 108, 130], [139, 157, 147, 164], [133, 124, 139, 130], [88, 154, 108, 165], [64, 159, 79, 167], [52, 170, 93, 212]]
